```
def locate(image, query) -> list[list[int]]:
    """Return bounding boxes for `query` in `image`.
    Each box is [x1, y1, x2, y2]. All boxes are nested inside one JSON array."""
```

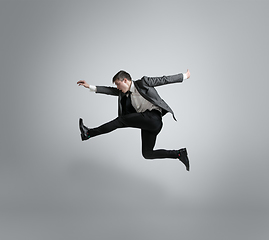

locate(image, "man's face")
[[114, 78, 130, 93]]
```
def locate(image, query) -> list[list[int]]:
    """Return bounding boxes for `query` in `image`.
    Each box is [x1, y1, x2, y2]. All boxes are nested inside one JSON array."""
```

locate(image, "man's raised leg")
[[79, 110, 160, 140]]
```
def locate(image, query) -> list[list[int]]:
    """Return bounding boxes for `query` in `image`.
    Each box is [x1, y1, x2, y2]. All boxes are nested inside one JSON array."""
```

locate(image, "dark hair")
[[112, 70, 132, 83]]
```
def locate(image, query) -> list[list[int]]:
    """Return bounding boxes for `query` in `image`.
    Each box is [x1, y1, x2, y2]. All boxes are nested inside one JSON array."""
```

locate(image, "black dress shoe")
[[79, 118, 90, 141], [178, 148, 190, 171]]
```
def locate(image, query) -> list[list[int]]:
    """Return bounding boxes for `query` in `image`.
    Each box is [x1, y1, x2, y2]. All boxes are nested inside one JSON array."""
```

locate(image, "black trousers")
[[88, 110, 178, 159]]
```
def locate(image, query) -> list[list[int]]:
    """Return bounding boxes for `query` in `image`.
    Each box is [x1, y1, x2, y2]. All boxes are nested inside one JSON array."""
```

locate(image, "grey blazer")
[[96, 73, 184, 121]]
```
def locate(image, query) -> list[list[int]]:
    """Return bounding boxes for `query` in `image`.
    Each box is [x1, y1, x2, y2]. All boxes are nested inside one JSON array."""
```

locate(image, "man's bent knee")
[[142, 150, 154, 159]]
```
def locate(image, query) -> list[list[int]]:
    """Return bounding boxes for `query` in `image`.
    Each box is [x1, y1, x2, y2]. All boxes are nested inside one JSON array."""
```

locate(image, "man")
[[77, 69, 191, 171]]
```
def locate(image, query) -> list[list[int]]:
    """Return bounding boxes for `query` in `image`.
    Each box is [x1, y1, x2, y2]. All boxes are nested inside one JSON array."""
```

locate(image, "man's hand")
[[186, 69, 190, 79], [77, 80, 89, 88]]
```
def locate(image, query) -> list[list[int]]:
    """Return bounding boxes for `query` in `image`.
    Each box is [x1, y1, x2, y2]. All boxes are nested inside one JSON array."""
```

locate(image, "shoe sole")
[[79, 118, 83, 132], [179, 148, 190, 171], [79, 118, 89, 141], [81, 133, 89, 141]]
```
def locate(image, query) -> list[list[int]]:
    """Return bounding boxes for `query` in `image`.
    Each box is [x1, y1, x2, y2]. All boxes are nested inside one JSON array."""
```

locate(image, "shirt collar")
[[129, 81, 135, 93]]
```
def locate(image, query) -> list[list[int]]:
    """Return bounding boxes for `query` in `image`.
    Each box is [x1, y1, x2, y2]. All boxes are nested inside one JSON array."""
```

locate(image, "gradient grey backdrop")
[[1, 0, 268, 239]]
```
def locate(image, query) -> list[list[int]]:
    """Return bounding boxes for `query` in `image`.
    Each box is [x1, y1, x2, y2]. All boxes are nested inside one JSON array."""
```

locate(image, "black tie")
[[122, 91, 136, 115]]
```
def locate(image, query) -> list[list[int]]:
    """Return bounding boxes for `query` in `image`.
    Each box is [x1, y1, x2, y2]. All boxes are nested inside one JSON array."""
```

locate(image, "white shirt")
[[128, 81, 162, 113]]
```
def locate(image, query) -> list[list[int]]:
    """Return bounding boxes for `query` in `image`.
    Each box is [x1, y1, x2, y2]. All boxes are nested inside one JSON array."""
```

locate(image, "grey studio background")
[[0, 0, 268, 239]]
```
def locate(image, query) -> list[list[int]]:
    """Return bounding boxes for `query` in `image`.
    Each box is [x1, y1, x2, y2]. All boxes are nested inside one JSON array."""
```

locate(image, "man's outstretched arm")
[[77, 80, 119, 96], [142, 69, 190, 87]]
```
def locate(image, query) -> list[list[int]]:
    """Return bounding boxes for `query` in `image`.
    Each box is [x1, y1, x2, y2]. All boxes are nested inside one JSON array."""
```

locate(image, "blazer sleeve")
[[96, 86, 120, 96], [141, 73, 184, 87]]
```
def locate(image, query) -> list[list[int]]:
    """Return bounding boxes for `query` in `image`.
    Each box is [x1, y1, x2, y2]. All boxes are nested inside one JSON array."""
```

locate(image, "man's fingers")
[[186, 69, 190, 79], [77, 80, 85, 84]]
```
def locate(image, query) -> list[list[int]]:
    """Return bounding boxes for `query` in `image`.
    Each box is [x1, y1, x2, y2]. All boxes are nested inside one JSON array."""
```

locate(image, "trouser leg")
[[141, 129, 178, 159], [88, 110, 161, 138]]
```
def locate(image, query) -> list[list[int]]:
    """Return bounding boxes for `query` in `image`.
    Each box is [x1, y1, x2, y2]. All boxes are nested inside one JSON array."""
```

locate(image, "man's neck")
[[128, 81, 134, 92]]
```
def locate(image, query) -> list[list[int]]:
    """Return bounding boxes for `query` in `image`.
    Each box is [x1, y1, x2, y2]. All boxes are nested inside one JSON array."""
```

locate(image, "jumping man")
[[77, 69, 191, 171]]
